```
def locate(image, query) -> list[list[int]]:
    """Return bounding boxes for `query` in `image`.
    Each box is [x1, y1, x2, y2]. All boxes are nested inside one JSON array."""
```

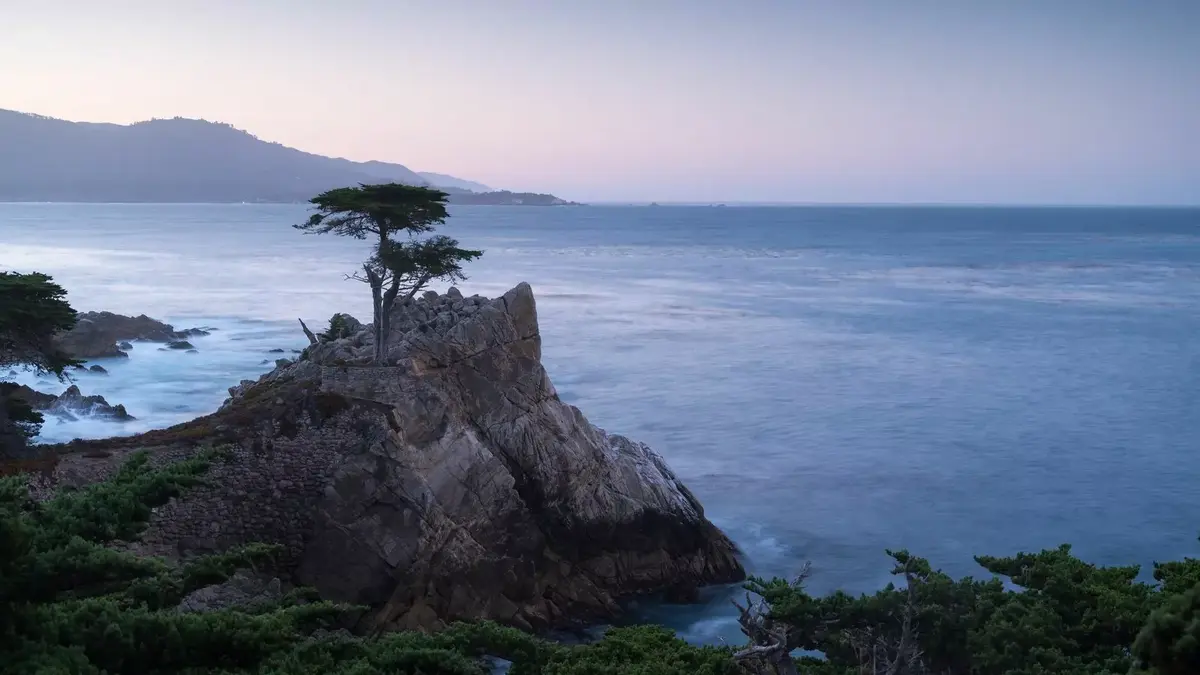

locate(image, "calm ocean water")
[[2, 203, 1199, 642]]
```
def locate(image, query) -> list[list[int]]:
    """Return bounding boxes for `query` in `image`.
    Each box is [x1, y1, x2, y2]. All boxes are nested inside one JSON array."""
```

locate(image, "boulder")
[[89, 365, 108, 374], [54, 312, 206, 359], [34, 284, 743, 633], [176, 571, 283, 614], [46, 385, 135, 421], [166, 340, 195, 350]]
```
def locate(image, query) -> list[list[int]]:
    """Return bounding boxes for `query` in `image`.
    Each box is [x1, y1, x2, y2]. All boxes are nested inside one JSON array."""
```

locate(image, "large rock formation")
[[36, 283, 744, 632], [55, 311, 209, 359]]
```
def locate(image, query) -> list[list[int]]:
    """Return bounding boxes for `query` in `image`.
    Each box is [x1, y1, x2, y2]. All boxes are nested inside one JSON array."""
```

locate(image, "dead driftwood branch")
[[298, 318, 318, 345]]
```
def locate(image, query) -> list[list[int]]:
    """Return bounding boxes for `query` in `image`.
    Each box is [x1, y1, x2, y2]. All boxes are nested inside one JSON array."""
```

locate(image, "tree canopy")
[[0, 271, 79, 456], [296, 183, 482, 363], [0, 271, 78, 377], [297, 183, 451, 240], [733, 545, 1200, 675]]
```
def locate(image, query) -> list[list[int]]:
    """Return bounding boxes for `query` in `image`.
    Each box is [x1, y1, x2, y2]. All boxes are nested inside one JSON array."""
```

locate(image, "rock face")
[[176, 572, 284, 614], [36, 283, 743, 633], [54, 312, 209, 359]]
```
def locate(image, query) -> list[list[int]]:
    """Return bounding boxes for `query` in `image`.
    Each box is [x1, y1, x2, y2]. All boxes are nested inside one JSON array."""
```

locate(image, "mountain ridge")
[[0, 109, 569, 204]]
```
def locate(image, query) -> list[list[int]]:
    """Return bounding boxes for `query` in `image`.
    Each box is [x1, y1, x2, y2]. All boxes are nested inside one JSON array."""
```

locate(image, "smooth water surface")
[[2, 203, 1199, 642]]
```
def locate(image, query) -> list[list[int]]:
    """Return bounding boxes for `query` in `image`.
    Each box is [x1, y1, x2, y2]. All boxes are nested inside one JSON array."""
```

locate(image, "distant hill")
[[450, 190, 577, 206], [416, 172, 491, 193], [0, 110, 570, 204]]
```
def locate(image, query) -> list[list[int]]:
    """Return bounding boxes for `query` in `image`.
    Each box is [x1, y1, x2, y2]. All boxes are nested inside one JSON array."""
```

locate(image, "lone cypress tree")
[[296, 184, 482, 363]]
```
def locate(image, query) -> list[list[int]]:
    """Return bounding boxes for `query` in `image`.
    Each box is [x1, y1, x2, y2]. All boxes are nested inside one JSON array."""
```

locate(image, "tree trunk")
[[377, 277, 402, 364], [774, 654, 800, 675], [367, 266, 385, 364]]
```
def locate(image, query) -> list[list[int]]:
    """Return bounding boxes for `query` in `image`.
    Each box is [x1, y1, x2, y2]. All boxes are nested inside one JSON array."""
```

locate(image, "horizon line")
[[1, 200, 1197, 209]]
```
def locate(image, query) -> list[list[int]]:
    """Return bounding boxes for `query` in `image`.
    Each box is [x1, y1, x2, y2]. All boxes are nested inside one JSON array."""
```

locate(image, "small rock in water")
[[267, 348, 285, 353], [6, 369, 17, 377], [186, 349, 199, 354], [88, 365, 108, 374], [259, 359, 270, 365], [118, 341, 133, 350], [166, 340, 194, 350]]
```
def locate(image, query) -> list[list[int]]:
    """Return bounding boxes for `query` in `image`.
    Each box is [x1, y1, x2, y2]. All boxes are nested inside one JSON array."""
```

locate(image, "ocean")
[[2, 203, 1199, 643]]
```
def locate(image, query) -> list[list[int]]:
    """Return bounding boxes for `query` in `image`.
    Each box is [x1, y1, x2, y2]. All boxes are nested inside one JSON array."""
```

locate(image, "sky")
[[1, 1, 1198, 204]]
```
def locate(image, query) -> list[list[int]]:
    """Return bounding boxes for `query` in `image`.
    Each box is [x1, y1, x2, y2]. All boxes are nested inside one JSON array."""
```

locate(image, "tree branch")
[[297, 319, 318, 345]]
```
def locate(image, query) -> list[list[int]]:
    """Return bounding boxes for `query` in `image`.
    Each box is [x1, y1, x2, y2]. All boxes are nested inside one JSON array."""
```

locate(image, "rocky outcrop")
[[176, 572, 284, 614], [54, 311, 209, 359], [35, 284, 743, 633], [10, 384, 135, 422]]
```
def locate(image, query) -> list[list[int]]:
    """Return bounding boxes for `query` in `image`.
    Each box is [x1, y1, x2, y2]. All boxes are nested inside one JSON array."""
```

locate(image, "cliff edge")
[[35, 283, 744, 632]]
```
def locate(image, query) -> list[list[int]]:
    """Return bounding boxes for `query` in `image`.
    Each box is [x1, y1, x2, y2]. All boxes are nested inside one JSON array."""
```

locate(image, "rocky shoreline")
[[27, 283, 744, 633], [6, 383, 134, 422], [54, 310, 210, 359]]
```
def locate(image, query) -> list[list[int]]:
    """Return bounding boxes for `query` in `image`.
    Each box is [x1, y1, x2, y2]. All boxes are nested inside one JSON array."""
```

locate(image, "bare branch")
[[793, 560, 814, 586], [732, 590, 799, 675], [846, 560, 926, 675], [298, 319, 318, 345]]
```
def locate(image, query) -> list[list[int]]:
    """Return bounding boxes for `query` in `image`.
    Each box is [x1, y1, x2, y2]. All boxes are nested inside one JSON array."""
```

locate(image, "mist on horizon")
[[1, 0, 1197, 205]]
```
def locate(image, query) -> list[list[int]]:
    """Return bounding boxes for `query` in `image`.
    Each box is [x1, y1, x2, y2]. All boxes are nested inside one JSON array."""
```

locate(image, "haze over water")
[[3, 203, 1199, 642]]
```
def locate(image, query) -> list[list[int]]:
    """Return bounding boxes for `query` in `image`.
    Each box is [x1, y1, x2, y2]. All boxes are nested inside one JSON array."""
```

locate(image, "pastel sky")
[[2, 1, 1197, 203]]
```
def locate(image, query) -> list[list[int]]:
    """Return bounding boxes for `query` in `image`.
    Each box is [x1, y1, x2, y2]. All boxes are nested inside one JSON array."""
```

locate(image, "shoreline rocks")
[[10, 384, 135, 422], [32, 283, 744, 633], [54, 311, 209, 359]]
